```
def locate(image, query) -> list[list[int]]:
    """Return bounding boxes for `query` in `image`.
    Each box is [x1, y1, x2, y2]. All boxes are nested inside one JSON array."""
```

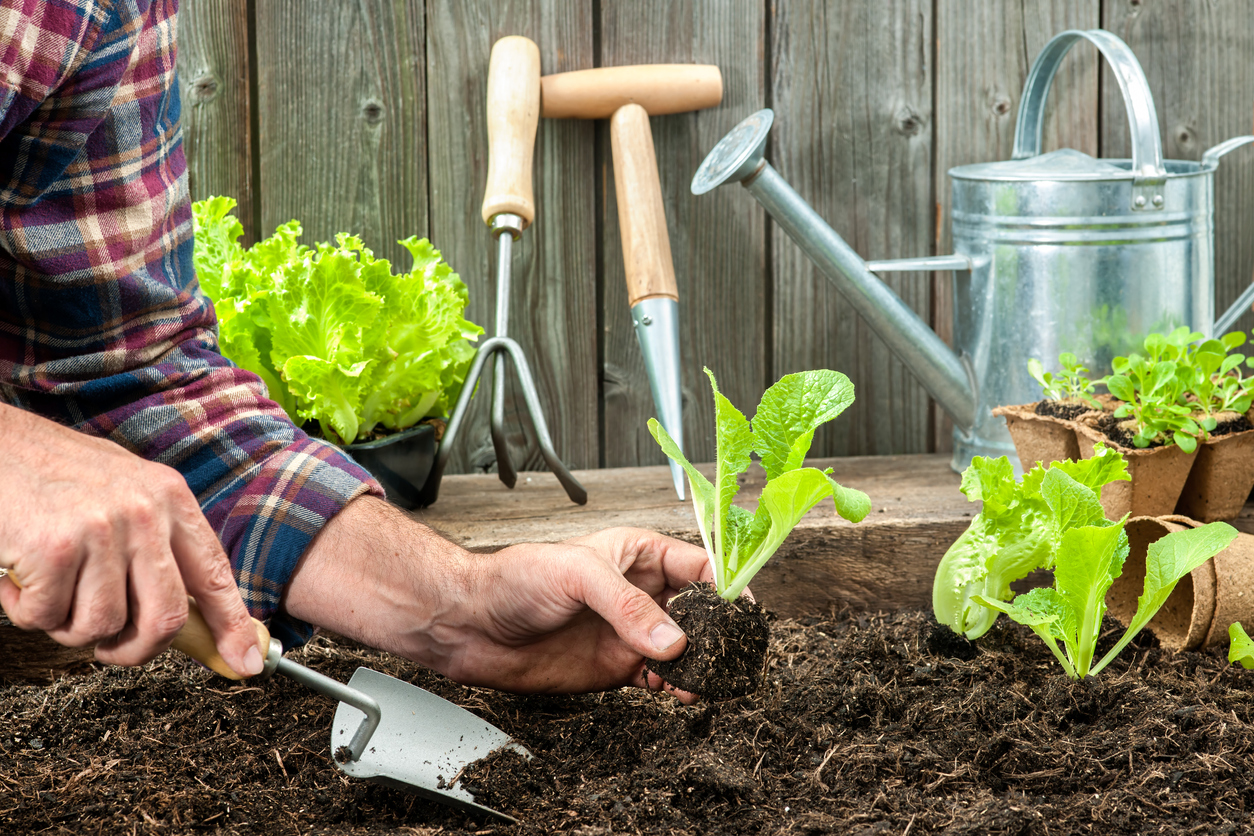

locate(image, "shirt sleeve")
[[0, 0, 384, 647]]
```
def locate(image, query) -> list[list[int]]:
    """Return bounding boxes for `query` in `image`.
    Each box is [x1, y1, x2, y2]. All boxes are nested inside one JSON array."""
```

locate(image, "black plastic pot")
[[344, 422, 441, 510]]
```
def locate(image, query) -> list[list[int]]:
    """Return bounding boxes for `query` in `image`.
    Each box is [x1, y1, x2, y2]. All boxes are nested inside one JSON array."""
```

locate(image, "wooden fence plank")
[[176, 0, 254, 242], [1101, 0, 1254, 336], [933, 0, 1099, 451], [424, 1, 599, 476], [252, 1, 427, 269], [598, 1, 767, 469], [769, 0, 933, 457]]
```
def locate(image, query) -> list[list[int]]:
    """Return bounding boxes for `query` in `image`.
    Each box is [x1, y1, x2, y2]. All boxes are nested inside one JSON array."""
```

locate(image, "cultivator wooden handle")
[[481, 36, 541, 227], [610, 103, 678, 305], [540, 64, 722, 119]]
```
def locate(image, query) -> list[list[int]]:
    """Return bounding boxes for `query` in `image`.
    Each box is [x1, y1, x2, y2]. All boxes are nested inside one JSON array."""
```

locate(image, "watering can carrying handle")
[[1013, 29, 1166, 208]]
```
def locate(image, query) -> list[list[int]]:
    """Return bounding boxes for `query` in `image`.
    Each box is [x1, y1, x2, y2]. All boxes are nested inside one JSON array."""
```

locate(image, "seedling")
[[1179, 333, 1253, 430], [649, 368, 870, 601], [933, 446, 1131, 640], [974, 506, 1235, 679], [1105, 339, 1202, 452], [1028, 352, 1100, 408], [1232, 623, 1254, 670]]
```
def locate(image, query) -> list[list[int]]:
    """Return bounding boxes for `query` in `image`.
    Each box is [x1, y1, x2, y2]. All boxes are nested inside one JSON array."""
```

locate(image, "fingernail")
[[650, 620, 684, 651], [242, 644, 264, 677]]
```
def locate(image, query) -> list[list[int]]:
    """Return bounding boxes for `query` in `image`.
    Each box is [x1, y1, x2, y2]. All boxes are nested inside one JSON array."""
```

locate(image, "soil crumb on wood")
[[3, 611, 1254, 835], [645, 582, 769, 700]]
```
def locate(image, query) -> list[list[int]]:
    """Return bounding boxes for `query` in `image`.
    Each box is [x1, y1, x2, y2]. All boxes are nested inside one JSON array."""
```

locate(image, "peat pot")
[[692, 28, 1254, 473], [345, 422, 441, 510]]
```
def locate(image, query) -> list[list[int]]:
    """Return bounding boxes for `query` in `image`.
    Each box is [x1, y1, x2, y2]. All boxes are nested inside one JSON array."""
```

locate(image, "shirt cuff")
[[208, 436, 384, 647]]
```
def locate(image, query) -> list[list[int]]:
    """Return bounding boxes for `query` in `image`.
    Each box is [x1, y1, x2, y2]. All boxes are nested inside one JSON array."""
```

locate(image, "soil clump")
[[645, 582, 768, 700], [3, 610, 1253, 835]]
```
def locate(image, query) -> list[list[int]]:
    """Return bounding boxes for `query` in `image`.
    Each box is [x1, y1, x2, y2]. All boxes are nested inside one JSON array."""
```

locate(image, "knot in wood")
[[190, 75, 219, 103], [362, 100, 385, 124], [990, 96, 1012, 117], [894, 106, 924, 137], [1174, 125, 1195, 148]]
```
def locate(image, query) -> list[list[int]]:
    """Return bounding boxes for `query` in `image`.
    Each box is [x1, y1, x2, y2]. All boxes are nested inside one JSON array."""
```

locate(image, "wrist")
[[280, 495, 475, 667]]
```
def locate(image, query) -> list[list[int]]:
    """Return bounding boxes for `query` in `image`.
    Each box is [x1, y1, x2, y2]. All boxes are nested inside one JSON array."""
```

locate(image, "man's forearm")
[[280, 495, 473, 668]]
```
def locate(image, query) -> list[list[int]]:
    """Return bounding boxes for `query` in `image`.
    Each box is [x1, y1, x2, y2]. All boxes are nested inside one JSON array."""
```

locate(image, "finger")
[[565, 552, 689, 662], [1, 531, 84, 633], [642, 667, 700, 705], [168, 492, 263, 678], [95, 520, 188, 667], [44, 509, 130, 648], [572, 528, 712, 594]]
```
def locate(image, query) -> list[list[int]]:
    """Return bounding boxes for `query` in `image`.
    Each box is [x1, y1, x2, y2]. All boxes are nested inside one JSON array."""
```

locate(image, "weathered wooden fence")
[[176, 0, 1254, 474]]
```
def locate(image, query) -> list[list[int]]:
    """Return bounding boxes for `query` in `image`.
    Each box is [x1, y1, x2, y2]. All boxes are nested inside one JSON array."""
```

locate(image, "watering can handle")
[[1013, 30, 1166, 196]]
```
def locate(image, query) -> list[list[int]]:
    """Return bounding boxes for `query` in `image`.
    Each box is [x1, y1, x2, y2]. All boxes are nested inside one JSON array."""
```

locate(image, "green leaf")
[[1106, 374, 1135, 402], [1231, 623, 1254, 670], [648, 418, 718, 575], [1052, 523, 1129, 677], [753, 370, 855, 480], [1092, 522, 1237, 676], [705, 369, 756, 580], [1049, 442, 1130, 491]]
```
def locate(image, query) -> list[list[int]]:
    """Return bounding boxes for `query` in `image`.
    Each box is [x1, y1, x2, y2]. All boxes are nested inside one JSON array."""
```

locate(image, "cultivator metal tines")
[[428, 36, 585, 506]]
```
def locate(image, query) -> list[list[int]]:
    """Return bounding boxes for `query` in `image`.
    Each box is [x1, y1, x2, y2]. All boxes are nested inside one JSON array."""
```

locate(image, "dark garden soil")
[[3, 609, 1253, 836], [646, 583, 769, 701], [1033, 400, 1094, 421]]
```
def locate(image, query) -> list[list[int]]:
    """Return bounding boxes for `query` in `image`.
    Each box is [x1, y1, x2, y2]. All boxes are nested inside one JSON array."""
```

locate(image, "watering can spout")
[[692, 109, 977, 435]]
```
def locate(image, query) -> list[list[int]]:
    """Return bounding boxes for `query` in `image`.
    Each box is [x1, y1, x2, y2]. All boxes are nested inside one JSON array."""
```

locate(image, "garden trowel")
[[170, 597, 527, 823]]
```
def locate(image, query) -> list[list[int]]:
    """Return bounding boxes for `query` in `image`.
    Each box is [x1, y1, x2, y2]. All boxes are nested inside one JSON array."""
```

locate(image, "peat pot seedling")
[[934, 449, 1236, 678], [647, 368, 870, 699], [1028, 352, 1101, 416], [1232, 623, 1254, 670]]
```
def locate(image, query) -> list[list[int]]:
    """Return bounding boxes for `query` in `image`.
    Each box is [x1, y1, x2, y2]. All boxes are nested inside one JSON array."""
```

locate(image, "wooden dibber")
[[541, 63, 722, 500]]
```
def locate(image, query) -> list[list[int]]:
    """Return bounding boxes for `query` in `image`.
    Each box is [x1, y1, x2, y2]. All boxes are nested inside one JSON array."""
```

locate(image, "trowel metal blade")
[[331, 667, 529, 823], [632, 297, 685, 501]]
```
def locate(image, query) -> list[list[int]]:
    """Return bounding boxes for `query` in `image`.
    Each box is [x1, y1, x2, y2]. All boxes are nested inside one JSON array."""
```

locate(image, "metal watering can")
[[692, 29, 1254, 472]]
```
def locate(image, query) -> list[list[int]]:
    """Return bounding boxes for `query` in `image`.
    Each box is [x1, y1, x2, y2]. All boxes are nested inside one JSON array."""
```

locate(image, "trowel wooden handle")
[[173, 598, 270, 681], [1, 573, 266, 681], [542, 65, 722, 119], [482, 36, 541, 227], [610, 104, 678, 305]]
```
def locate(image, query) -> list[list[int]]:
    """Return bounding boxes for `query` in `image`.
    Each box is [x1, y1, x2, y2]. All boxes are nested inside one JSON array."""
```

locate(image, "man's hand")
[[0, 405, 264, 677], [282, 498, 713, 700]]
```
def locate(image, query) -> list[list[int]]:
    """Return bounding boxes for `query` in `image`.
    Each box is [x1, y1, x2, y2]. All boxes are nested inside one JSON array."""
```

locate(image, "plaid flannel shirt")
[[0, 0, 384, 645]]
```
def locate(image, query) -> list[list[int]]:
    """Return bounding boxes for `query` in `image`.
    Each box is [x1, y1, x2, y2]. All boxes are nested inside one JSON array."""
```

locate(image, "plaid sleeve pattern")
[[0, 0, 384, 646]]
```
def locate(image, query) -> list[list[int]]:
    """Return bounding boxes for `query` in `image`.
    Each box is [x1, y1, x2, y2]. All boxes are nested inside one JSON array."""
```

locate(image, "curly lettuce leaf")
[[1231, 623, 1254, 670]]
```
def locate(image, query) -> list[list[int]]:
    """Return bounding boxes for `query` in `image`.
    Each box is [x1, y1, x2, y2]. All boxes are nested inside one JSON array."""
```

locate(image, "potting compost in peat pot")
[[5, 7, 1254, 836]]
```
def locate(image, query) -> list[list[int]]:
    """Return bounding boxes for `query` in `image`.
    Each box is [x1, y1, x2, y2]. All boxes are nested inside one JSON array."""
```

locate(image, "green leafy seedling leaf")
[[1231, 622, 1254, 670]]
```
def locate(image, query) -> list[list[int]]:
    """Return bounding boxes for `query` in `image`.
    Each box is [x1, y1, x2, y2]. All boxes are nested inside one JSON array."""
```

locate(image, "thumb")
[[573, 555, 688, 660]]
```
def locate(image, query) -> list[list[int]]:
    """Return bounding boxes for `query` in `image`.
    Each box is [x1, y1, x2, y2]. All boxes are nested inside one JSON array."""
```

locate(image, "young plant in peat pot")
[[645, 368, 871, 699], [192, 197, 482, 508], [993, 352, 1103, 469]]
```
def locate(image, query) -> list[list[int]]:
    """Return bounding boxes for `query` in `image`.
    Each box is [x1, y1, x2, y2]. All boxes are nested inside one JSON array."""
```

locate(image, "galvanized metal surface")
[[693, 29, 1254, 473]]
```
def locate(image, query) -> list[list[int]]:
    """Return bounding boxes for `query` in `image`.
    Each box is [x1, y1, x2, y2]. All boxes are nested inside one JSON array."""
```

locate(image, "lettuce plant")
[[192, 197, 482, 445], [1028, 352, 1100, 407], [1105, 350, 1201, 452], [1231, 623, 1254, 669], [974, 515, 1235, 679], [649, 368, 871, 602], [933, 446, 1131, 640]]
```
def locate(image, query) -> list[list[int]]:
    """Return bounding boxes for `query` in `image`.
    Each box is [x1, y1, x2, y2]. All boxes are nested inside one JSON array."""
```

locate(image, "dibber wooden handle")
[[610, 104, 678, 305], [542, 65, 722, 119], [482, 36, 541, 227], [172, 598, 270, 681], [2, 572, 268, 681]]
